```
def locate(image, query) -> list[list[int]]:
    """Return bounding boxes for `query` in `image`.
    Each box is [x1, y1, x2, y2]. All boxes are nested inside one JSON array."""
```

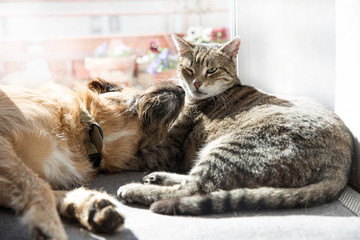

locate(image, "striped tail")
[[149, 180, 346, 215]]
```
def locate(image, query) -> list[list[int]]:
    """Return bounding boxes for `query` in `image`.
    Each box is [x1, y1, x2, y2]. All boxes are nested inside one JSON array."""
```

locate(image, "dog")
[[0, 78, 184, 240]]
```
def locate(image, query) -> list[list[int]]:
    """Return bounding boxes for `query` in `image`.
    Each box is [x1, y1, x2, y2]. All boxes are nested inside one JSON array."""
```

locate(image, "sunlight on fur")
[[0, 77, 184, 239]]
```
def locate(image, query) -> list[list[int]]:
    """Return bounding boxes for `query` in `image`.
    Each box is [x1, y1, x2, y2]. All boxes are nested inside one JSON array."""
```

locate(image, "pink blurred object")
[[85, 56, 136, 86]]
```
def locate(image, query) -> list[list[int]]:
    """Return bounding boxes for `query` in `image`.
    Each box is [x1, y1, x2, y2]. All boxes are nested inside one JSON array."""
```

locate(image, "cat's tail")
[[149, 180, 347, 215]]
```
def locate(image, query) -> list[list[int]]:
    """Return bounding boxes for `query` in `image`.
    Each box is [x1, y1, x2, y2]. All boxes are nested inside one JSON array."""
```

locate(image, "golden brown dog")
[[0, 78, 184, 240]]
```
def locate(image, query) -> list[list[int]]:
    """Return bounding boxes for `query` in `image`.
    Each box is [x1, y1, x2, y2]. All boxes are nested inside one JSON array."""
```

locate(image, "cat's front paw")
[[117, 183, 156, 205], [143, 172, 166, 185], [143, 172, 187, 186]]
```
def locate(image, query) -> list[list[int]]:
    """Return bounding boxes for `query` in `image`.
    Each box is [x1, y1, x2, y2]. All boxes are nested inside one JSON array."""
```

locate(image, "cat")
[[117, 35, 353, 215]]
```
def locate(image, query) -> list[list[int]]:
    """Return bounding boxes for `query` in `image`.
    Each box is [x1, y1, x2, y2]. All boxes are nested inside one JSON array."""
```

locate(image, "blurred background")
[[0, 0, 359, 188], [0, 0, 230, 89]]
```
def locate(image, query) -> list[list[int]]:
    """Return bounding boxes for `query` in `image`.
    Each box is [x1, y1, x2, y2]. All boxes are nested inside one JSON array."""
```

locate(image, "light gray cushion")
[[1, 172, 360, 240]]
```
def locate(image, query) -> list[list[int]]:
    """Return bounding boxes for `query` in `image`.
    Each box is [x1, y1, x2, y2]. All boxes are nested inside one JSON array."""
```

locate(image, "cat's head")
[[172, 35, 241, 103]]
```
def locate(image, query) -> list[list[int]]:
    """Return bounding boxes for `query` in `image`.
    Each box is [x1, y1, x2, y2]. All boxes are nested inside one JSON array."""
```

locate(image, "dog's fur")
[[0, 78, 184, 239]]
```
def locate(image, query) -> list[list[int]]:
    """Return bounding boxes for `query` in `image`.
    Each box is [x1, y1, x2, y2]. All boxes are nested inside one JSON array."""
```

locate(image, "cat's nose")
[[193, 81, 203, 89]]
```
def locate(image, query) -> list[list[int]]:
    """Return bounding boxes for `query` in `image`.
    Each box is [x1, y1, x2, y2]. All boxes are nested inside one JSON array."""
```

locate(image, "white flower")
[[201, 27, 213, 42], [185, 26, 202, 42]]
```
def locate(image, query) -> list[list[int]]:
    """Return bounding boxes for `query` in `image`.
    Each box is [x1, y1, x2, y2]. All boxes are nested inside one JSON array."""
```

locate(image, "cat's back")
[[189, 85, 351, 154], [182, 85, 351, 189], [241, 93, 349, 140]]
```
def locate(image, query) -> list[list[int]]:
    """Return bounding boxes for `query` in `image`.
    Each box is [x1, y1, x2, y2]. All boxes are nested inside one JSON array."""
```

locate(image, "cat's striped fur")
[[117, 35, 353, 215]]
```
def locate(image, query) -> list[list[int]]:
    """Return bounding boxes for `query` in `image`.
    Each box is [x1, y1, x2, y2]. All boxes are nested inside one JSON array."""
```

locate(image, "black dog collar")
[[80, 107, 103, 168]]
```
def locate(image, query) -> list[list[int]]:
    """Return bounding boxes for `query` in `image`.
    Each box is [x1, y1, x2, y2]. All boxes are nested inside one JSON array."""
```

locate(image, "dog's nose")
[[193, 81, 203, 89]]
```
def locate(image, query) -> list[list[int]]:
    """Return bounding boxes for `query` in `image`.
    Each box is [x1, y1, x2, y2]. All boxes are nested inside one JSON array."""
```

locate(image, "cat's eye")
[[207, 68, 218, 74]]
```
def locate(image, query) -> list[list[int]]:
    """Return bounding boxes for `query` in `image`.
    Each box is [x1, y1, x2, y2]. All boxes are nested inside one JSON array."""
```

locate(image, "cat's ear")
[[172, 34, 194, 56], [219, 37, 241, 60]]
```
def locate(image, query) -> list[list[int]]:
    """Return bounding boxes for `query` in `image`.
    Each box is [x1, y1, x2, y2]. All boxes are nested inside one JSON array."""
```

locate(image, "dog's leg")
[[54, 188, 125, 234], [0, 180, 12, 206], [0, 136, 67, 240]]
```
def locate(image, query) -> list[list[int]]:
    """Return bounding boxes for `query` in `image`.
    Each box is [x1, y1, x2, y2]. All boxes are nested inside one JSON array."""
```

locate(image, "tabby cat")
[[117, 35, 353, 215]]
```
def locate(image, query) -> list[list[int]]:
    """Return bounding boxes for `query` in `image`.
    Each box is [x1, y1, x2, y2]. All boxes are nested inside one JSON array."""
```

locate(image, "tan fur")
[[0, 79, 184, 239]]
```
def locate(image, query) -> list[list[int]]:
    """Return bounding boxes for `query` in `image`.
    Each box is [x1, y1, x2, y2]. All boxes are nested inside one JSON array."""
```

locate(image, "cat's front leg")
[[55, 188, 125, 234], [143, 172, 189, 186], [117, 183, 184, 205]]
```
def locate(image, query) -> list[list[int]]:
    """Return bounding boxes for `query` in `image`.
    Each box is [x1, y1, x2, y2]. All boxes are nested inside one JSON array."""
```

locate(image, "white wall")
[[235, 0, 335, 109], [336, 0, 360, 189], [335, 0, 360, 139]]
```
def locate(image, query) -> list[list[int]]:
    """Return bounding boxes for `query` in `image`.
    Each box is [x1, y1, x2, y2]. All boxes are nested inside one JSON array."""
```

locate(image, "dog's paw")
[[23, 204, 67, 240], [117, 183, 155, 205], [87, 198, 124, 233], [60, 188, 124, 234], [30, 224, 67, 240], [31, 226, 55, 240]]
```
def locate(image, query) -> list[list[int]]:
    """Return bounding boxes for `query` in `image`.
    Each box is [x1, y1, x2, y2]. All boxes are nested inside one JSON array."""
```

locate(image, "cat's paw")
[[61, 188, 124, 234], [150, 199, 180, 215], [143, 172, 187, 186], [143, 172, 166, 185], [117, 183, 156, 205]]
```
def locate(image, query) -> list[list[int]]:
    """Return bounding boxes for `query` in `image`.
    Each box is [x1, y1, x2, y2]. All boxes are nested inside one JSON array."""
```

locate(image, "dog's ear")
[[88, 78, 123, 94]]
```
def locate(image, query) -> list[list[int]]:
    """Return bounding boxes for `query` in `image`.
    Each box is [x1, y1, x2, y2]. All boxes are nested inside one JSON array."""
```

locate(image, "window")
[[0, 0, 230, 89]]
